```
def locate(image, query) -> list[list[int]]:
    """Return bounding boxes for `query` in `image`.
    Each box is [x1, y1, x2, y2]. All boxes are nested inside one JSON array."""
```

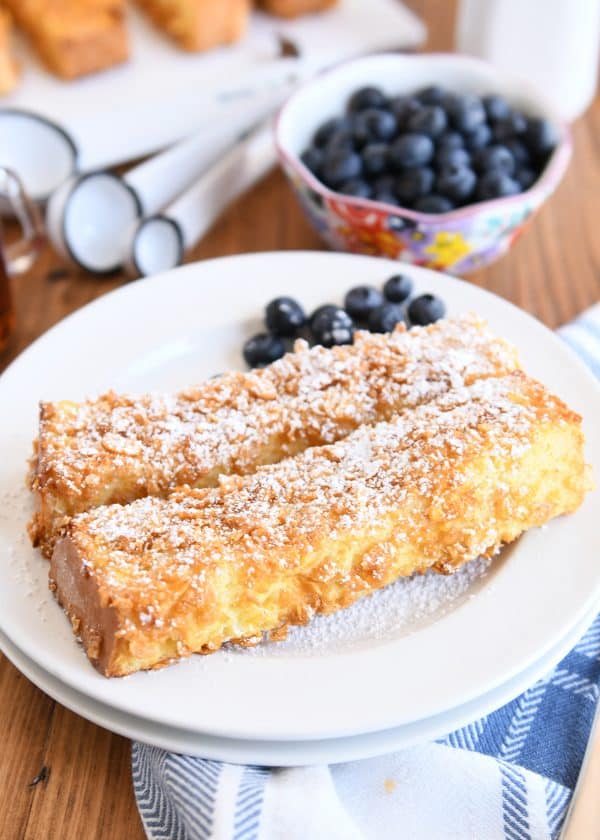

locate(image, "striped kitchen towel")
[[133, 303, 600, 840]]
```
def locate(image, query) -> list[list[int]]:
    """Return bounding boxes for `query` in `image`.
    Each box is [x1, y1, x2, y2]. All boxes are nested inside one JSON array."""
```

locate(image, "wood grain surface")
[[1, 1, 598, 837]]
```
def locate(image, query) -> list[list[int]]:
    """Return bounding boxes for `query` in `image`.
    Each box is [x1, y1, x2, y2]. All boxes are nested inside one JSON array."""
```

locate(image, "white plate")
[[1, 603, 597, 766], [2, 1, 424, 171], [0, 252, 598, 742]]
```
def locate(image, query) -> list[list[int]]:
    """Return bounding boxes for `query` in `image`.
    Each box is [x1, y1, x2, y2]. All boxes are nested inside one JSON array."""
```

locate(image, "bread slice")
[[29, 315, 520, 557], [134, 0, 250, 51], [0, 8, 19, 94], [4, 0, 128, 80], [257, 0, 338, 17], [50, 371, 590, 676]]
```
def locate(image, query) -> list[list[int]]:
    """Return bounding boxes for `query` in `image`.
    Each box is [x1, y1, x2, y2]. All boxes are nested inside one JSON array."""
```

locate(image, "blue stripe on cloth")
[[233, 767, 269, 840], [132, 305, 600, 840], [441, 717, 485, 751], [544, 779, 570, 840], [133, 745, 223, 840], [132, 745, 188, 840], [499, 762, 531, 840], [573, 620, 600, 660]]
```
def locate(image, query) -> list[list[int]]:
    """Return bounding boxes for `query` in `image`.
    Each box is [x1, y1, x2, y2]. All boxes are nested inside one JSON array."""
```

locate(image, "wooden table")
[[1, 1, 599, 836]]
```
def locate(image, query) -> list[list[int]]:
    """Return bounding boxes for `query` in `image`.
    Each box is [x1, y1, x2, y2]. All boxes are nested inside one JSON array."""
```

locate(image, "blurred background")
[[0, 0, 598, 355]]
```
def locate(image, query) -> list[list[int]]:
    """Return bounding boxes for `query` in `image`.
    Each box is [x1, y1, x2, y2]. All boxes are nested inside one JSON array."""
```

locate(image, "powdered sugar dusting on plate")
[[0, 480, 50, 619], [239, 555, 492, 657]]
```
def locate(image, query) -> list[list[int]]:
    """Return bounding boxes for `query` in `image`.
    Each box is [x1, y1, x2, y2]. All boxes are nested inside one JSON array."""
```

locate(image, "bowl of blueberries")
[[275, 52, 571, 274]]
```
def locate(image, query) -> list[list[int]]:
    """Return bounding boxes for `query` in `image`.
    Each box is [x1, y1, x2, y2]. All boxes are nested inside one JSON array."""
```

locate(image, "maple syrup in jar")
[[0, 168, 44, 354], [0, 238, 15, 353]]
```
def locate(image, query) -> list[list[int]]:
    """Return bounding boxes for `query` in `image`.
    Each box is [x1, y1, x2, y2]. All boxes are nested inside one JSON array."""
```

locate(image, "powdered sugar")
[[0, 483, 49, 616], [240, 555, 492, 657]]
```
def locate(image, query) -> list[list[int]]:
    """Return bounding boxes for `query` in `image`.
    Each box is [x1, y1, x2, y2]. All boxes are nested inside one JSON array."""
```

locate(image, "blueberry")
[[446, 94, 486, 132], [383, 273, 413, 303], [473, 144, 515, 175], [435, 146, 471, 169], [321, 149, 363, 187], [373, 110, 398, 141], [416, 85, 448, 106], [373, 191, 399, 206], [511, 112, 528, 134], [413, 194, 454, 213], [463, 122, 492, 151], [516, 167, 537, 190], [309, 304, 339, 331], [408, 294, 446, 326], [351, 122, 372, 150], [475, 171, 521, 201], [436, 131, 464, 152], [436, 165, 477, 203], [348, 86, 387, 113], [362, 143, 391, 177], [492, 113, 527, 141], [313, 117, 352, 148], [325, 128, 356, 153], [407, 105, 448, 138], [311, 306, 355, 347], [265, 296, 306, 337], [353, 109, 397, 146], [395, 166, 434, 203], [243, 333, 285, 367], [368, 302, 405, 333], [344, 285, 384, 321], [340, 178, 372, 198], [388, 133, 434, 169], [483, 94, 511, 122], [504, 138, 530, 166], [300, 147, 323, 176], [524, 118, 559, 158], [389, 96, 422, 129]]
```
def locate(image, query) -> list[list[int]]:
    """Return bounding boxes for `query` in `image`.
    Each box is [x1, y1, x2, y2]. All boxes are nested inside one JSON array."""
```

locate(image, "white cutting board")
[[2, 0, 425, 170]]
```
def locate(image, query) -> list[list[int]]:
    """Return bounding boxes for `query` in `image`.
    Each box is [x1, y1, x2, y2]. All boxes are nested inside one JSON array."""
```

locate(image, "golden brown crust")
[[257, 0, 338, 17], [0, 9, 19, 94], [49, 538, 121, 674], [134, 0, 250, 51], [50, 371, 589, 677], [30, 315, 520, 557], [4, 0, 128, 79]]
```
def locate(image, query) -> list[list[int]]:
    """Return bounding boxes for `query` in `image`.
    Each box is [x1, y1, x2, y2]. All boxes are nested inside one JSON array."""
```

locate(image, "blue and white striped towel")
[[133, 304, 600, 840]]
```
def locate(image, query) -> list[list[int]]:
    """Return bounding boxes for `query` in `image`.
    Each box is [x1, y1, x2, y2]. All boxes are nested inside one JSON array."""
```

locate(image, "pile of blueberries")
[[243, 274, 445, 367], [300, 85, 558, 213]]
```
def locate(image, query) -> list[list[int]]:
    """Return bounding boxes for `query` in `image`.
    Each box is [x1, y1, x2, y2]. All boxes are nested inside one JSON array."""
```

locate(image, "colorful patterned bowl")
[[275, 53, 572, 274]]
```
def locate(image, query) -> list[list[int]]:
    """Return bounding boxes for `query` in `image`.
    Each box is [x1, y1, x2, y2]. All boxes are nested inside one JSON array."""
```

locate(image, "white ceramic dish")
[[1, 604, 596, 766], [0, 252, 598, 743]]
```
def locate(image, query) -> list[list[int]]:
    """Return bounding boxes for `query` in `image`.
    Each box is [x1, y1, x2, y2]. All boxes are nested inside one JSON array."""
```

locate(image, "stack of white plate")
[[1, 253, 598, 766]]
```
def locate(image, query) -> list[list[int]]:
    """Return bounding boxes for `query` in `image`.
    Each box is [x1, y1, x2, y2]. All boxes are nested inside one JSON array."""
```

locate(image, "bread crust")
[[134, 0, 250, 51], [3, 0, 129, 79], [257, 0, 338, 18]]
